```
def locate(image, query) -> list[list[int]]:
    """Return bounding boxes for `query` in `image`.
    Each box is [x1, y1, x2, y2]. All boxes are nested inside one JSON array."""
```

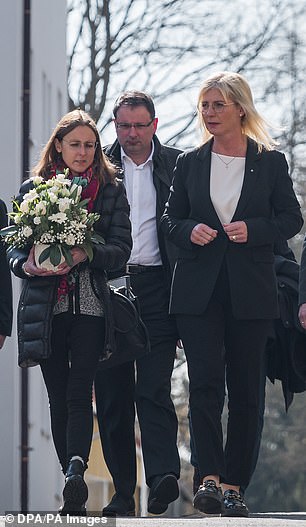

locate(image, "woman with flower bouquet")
[[5, 109, 132, 515]]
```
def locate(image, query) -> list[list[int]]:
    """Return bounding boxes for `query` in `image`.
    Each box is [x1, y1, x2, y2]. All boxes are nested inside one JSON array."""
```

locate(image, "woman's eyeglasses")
[[61, 139, 98, 151], [201, 102, 235, 114]]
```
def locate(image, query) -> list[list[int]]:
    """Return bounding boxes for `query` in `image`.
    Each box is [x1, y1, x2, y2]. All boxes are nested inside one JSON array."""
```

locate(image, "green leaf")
[[78, 198, 90, 208], [49, 245, 62, 266], [81, 242, 94, 262], [38, 246, 51, 264], [61, 245, 74, 267], [90, 233, 105, 244]]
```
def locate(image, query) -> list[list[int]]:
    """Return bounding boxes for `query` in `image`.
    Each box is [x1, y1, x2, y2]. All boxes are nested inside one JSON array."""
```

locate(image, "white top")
[[210, 152, 246, 224], [121, 144, 162, 265]]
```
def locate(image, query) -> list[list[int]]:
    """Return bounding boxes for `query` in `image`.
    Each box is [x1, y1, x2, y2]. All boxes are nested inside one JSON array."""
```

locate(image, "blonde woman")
[[161, 71, 303, 517]]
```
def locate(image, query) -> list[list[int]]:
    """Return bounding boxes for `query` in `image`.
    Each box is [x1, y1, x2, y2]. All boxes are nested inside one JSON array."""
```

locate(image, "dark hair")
[[32, 109, 117, 184], [113, 91, 155, 120]]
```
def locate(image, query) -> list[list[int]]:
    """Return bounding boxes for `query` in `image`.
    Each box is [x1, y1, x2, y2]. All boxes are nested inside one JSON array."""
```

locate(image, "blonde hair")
[[32, 109, 117, 184], [197, 71, 277, 152]]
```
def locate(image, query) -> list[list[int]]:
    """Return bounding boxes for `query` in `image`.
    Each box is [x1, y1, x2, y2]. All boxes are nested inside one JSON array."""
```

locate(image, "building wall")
[[0, 0, 67, 513]]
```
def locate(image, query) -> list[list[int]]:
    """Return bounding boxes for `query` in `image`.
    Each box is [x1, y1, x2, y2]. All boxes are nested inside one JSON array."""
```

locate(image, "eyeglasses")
[[201, 102, 235, 114], [61, 139, 98, 151], [115, 118, 155, 131]]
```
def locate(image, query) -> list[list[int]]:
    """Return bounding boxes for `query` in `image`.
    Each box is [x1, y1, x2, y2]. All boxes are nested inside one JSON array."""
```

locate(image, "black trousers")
[[94, 268, 180, 498], [188, 357, 267, 494], [40, 313, 104, 473], [176, 264, 272, 490]]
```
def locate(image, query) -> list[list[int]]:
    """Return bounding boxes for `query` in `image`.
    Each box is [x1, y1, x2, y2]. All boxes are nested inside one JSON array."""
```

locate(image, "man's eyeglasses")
[[201, 102, 235, 114], [61, 139, 98, 151], [115, 118, 155, 131]]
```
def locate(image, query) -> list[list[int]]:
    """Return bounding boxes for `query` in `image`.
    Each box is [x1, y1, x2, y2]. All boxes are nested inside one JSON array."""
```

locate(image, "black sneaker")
[[222, 489, 249, 517], [193, 479, 223, 514]]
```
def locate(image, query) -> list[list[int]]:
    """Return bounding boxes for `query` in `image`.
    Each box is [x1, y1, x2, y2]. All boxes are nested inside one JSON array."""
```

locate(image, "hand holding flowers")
[[0, 172, 104, 271]]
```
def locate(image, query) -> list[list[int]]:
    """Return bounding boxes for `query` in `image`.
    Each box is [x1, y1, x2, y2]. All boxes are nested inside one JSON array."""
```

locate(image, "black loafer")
[[147, 474, 179, 515], [222, 489, 249, 517], [193, 479, 223, 515], [102, 493, 135, 517]]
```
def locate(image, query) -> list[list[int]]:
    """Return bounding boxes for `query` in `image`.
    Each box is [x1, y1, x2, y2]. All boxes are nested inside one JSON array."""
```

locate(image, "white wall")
[[0, 0, 67, 513]]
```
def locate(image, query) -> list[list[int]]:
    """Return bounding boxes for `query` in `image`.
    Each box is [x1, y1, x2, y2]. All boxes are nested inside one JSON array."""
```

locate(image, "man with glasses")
[[94, 91, 181, 516]]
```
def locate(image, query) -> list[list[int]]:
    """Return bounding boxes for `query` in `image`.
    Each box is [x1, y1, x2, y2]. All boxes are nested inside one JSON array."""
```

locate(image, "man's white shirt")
[[121, 143, 162, 265]]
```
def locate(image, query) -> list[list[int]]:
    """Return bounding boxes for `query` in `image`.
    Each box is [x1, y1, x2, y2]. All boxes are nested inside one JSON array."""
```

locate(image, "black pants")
[[188, 356, 267, 494], [95, 268, 180, 498], [176, 265, 272, 490], [40, 313, 104, 473]]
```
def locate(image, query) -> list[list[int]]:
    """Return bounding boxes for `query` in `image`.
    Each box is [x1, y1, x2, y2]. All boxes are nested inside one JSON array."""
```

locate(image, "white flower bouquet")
[[0, 172, 104, 270]]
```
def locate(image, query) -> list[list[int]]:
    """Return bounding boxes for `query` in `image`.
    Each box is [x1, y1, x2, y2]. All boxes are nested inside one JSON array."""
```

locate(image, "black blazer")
[[0, 199, 13, 336], [161, 138, 303, 319]]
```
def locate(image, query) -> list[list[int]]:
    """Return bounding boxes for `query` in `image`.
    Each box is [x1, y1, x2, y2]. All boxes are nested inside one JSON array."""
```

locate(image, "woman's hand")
[[298, 303, 306, 329], [23, 246, 87, 276], [23, 246, 56, 277], [223, 221, 248, 243], [191, 223, 218, 246], [55, 247, 87, 275]]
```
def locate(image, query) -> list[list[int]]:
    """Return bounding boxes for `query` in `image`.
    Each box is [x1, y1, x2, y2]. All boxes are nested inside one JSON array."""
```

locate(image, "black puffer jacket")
[[8, 177, 132, 367]]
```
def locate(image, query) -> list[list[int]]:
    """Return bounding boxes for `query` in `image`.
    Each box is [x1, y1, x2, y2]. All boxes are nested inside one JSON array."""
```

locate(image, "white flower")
[[33, 176, 43, 186], [54, 173, 71, 185], [24, 188, 39, 202], [66, 234, 75, 245], [33, 217, 41, 225], [35, 201, 47, 215], [48, 192, 58, 204], [58, 197, 72, 212], [20, 200, 30, 213], [23, 226, 33, 237], [48, 212, 67, 224]]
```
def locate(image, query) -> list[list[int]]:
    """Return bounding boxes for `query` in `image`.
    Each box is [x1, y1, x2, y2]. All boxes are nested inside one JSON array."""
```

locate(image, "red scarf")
[[47, 163, 100, 301]]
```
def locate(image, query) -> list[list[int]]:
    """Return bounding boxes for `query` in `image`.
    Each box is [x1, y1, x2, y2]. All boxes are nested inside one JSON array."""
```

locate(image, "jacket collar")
[[104, 134, 167, 184]]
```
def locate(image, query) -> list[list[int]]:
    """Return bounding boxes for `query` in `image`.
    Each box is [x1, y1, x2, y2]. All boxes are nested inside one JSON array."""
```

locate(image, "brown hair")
[[113, 91, 155, 120], [32, 109, 117, 184]]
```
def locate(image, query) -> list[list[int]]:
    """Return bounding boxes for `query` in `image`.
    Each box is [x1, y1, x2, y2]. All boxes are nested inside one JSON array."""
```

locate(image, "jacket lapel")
[[232, 138, 261, 220]]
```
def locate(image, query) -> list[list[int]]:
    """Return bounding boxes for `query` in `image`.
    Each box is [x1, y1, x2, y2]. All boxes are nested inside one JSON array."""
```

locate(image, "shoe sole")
[[148, 474, 179, 515], [102, 509, 135, 517], [63, 475, 88, 505], [193, 493, 223, 515]]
